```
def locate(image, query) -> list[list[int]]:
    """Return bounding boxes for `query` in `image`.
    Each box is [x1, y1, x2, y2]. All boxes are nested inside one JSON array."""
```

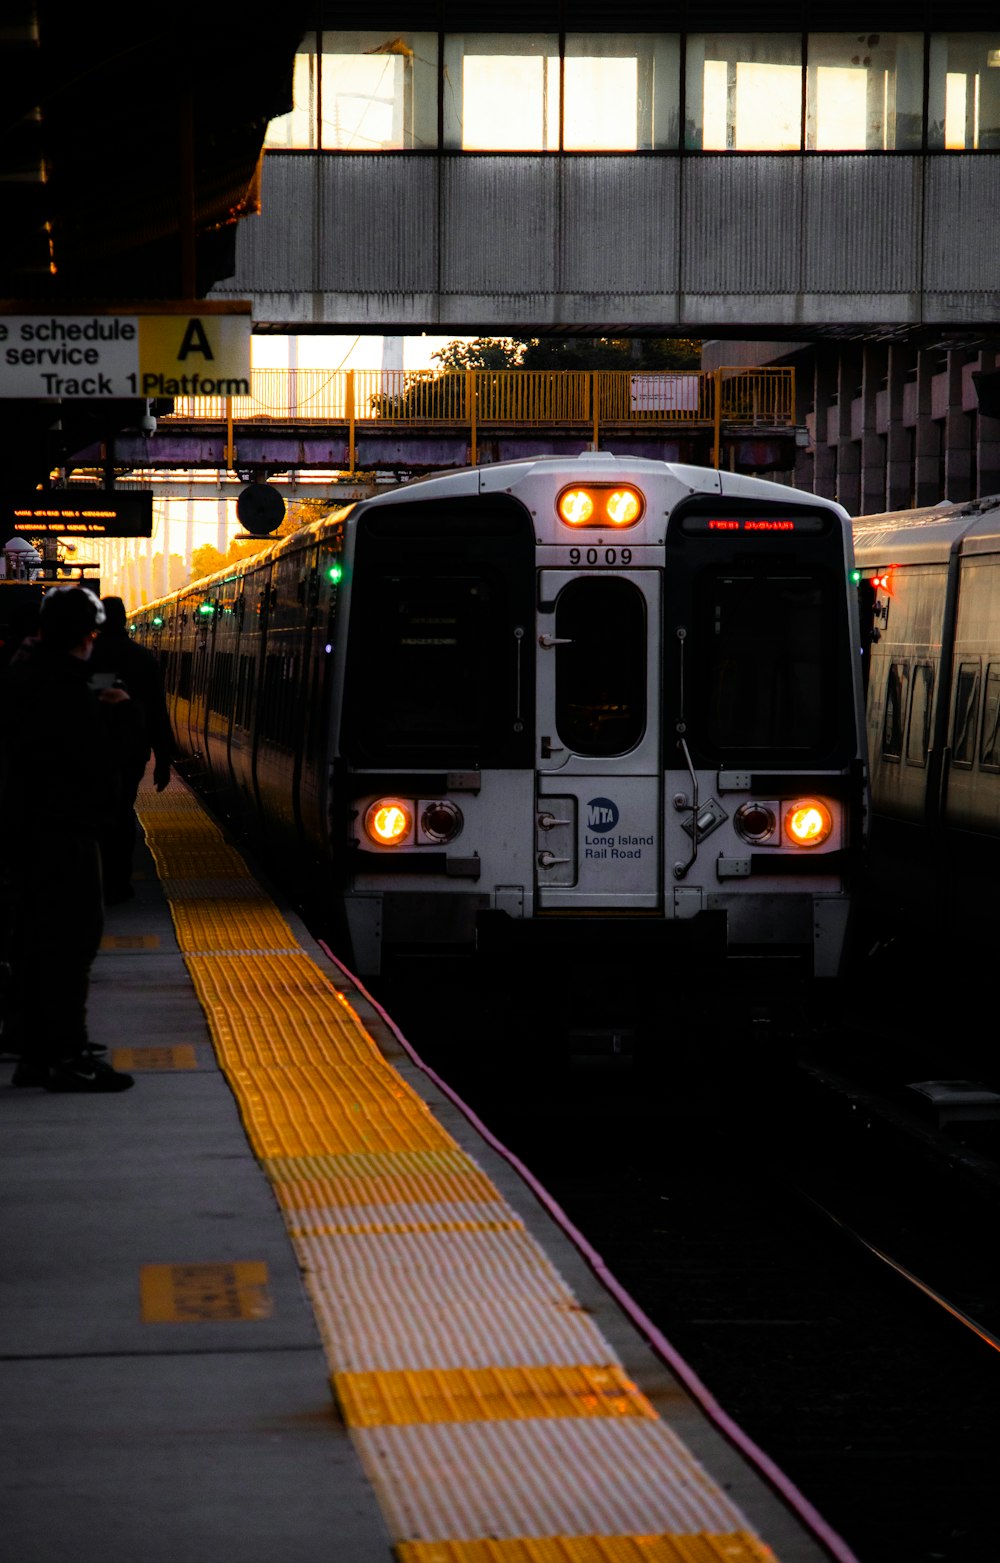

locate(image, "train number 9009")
[[568, 546, 633, 566]]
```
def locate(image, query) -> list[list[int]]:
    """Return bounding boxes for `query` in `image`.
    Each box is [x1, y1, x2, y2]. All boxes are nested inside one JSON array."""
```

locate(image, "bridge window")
[[686, 35, 802, 150], [444, 34, 561, 150], [563, 35, 680, 150], [807, 34, 923, 150], [929, 35, 1000, 149], [266, 32, 439, 149]]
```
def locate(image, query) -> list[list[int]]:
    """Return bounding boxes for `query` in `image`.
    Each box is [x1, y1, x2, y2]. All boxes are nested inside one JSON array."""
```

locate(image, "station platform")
[[1, 773, 856, 1563]]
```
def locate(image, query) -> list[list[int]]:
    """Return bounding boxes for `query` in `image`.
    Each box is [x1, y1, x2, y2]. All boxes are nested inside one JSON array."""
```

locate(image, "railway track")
[[372, 958, 1000, 1563]]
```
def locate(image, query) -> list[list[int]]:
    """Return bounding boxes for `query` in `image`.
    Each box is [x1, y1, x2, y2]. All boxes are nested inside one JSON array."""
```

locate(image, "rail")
[[167, 367, 794, 445]]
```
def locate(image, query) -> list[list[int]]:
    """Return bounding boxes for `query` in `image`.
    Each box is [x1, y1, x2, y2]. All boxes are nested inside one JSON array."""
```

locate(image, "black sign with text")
[[4, 490, 153, 538]]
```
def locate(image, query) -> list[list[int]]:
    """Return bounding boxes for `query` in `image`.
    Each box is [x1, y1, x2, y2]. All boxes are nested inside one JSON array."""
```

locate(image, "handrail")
[[166, 366, 796, 434]]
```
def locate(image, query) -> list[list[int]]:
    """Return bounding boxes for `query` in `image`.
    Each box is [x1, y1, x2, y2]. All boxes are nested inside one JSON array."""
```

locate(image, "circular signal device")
[[784, 799, 833, 848], [364, 799, 413, 847]]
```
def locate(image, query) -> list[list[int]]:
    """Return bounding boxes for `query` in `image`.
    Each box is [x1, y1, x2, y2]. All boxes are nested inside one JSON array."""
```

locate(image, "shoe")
[[11, 1057, 47, 1087], [81, 1041, 108, 1057], [45, 1055, 134, 1093]]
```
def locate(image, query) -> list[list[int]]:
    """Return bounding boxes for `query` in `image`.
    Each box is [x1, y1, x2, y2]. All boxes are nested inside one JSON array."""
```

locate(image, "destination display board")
[[0, 302, 251, 399], [5, 491, 153, 537]]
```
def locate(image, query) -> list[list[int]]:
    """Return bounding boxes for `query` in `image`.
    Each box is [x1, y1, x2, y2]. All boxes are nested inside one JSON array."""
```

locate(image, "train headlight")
[[606, 488, 642, 526], [734, 801, 777, 844], [784, 799, 833, 848], [558, 488, 595, 525], [364, 798, 413, 847], [420, 800, 463, 843], [556, 484, 645, 528]]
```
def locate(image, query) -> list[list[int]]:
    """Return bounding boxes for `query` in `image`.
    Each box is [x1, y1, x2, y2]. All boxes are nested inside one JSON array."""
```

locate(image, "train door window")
[[905, 662, 934, 767], [554, 577, 646, 757], [881, 661, 907, 760], [178, 650, 193, 702], [952, 660, 982, 767], [979, 663, 1000, 771]]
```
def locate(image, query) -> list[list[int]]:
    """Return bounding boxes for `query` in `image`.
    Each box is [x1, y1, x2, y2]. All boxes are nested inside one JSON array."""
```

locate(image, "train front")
[[338, 455, 867, 985]]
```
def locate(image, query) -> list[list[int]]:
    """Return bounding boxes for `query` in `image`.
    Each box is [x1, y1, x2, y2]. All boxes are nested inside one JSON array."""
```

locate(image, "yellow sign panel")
[[137, 314, 251, 396], [140, 1262, 272, 1323], [112, 1046, 199, 1071], [0, 302, 251, 398]]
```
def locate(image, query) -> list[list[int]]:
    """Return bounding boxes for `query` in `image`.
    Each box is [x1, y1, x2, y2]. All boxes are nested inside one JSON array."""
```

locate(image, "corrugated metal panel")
[[440, 156, 557, 295], [559, 157, 678, 294], [924, 155, 1000, 294], [682, 156, 801, 294], [317, 156, 440, 292], [234, 155, 318, 291], [803, 156, 920, 293]]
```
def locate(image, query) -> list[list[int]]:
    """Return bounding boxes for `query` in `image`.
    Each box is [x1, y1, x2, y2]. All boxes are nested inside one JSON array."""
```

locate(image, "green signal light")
[[327, 563, 343, 583], [198, 601, 215, 617], [152, 615, 164, 627], [850, 569, 861, 585]]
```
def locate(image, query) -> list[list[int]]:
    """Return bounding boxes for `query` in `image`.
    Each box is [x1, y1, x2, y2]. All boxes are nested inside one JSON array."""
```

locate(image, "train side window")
[[555, 576, 646, 756], [952, 660, 982, 767], [979, 664, 1000, 772], [905, 662, 934, 767], [881, 661, 907, 760], [178, 650, 193, 702]]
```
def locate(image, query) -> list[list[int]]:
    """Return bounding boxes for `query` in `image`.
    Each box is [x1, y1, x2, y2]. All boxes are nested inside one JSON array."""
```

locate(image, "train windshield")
[[343, 498, 535, 767], [695, 569, 838, 755]]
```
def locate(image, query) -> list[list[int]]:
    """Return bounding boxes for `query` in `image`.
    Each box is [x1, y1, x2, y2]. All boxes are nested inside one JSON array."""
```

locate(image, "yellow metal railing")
[[169, 367, 795, 471], [169, 367, 794, 426]]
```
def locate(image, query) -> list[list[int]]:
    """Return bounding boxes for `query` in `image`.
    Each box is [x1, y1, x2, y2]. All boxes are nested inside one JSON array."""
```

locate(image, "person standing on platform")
[[88, 595, 174, 903], [0, 586, 134, 1091]]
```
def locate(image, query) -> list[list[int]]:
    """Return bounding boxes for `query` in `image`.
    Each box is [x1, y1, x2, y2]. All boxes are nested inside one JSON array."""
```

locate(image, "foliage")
[[431, 336, 701, 371], [187, 497, 340, 584]]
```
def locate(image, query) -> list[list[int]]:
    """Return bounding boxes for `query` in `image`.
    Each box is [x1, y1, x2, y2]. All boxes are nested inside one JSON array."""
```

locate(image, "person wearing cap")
[[0, 585, 134, 1092], [89, 595, 174, 903]]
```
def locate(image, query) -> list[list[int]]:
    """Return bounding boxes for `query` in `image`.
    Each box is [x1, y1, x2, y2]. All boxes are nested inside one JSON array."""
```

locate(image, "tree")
[[431, 336, 701, 371], [188, 497, 340, 584]]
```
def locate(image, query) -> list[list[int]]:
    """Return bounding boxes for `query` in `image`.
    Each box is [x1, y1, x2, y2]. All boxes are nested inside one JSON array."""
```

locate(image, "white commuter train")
[[133, 453, 869, 986]]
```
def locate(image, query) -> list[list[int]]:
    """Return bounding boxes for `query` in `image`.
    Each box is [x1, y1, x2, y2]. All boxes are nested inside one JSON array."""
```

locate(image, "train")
[[132, 453, 869, 1003], [852, 493, 1000, 949]]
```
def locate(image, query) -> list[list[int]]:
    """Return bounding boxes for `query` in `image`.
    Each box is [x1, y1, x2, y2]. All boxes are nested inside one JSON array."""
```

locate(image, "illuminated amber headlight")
[[556, 484, 645, 528], [784, 799, 834, 848], [734, 801, 777, 844], [606, 487, 642, 526], [364, 798, 413, 847], [558, 488, 595, 525]]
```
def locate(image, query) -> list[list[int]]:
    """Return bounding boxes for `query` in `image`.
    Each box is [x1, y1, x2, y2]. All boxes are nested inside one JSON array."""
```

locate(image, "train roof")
[[361, 453, 850, 517], [853, 494, 1000, 565]]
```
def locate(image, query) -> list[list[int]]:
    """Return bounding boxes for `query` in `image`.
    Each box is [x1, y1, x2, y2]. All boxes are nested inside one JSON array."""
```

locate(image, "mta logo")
[[587, 797, 619, 832]]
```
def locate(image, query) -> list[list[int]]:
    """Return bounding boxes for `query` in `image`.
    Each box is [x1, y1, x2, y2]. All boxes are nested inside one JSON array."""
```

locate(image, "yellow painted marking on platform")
[[335, 1365, 658, 1427], [290, 1218, 524, 1236], [140, 1261, 272, 1323], [99, 934, 160, 950], [397, 1537, 777, 1563], [111, 1045, 198, 1071], [266, 1148, 498, 1188], [272, 1167, 501, 1209], [135, 782, 777, 1557]]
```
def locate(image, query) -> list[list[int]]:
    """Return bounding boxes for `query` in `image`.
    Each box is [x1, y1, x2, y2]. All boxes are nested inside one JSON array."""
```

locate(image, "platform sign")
[[6, 490, 154, 537], [0, 303, 251, 399]]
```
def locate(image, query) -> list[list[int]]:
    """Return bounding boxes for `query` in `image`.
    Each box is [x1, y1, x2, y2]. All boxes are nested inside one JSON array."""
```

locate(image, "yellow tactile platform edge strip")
[[136, 778, 778, 1563]]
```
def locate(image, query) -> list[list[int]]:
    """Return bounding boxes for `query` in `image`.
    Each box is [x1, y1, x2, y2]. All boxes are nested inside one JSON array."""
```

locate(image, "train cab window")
[[696, 571, 835, 756], [554, 577, 646, 757], [905, 663, 934, 767], [979, 664, 1000, 771], [881, 661, 907, 760], [952, 661, 982, 767]]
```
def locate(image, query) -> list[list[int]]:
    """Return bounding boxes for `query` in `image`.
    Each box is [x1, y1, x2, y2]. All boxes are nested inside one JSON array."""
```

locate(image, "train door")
[[535, 570, 661, 910]]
